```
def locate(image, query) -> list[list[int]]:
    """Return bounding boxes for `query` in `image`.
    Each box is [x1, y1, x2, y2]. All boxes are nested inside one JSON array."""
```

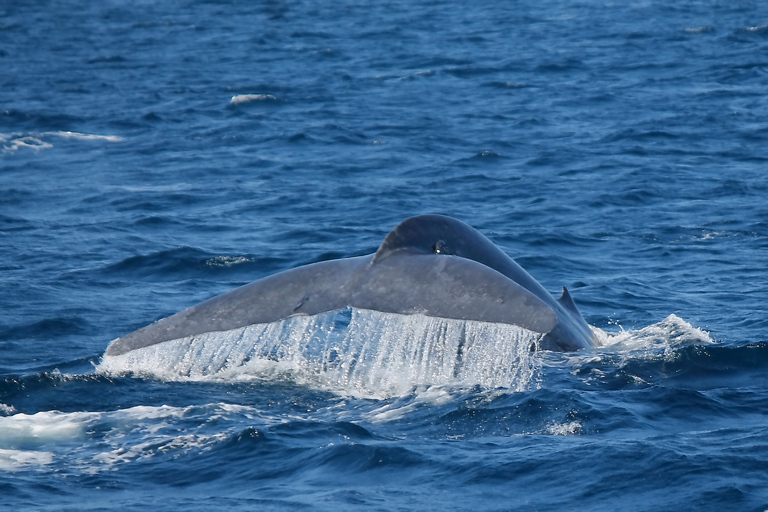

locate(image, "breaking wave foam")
[[0, 404, 258, 472], [1, 131, 123, 152], [229, 94, 279, 105], [593, 314, 714, 352], [98, 308, 544, 398]]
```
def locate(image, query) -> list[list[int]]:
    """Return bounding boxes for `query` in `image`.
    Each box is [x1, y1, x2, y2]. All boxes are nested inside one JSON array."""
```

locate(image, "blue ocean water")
[[2, 0, 768, 509]]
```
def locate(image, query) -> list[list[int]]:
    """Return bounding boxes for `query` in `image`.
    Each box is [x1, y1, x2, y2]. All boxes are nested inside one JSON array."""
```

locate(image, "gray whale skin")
[[105, 215, 596, 356]]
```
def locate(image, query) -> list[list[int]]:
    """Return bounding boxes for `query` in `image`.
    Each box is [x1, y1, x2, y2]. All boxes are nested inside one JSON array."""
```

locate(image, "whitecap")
[[205, 255, 254, 268], [0, 449, 54, 471], [1, 135, 52, 152], [0, 410, 98, 450], [684, 26, 713, 34], [0, 403, 269, 472], [593, 314, 713, 352], [229, 93, 278, 105], [545, 421, 581, 436], [49, 130, 123, 142], [1, 130, 122, 153]]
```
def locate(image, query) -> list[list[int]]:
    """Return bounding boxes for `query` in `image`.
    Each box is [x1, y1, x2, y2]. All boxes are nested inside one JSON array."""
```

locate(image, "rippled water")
[[2, 0, 768, 510]]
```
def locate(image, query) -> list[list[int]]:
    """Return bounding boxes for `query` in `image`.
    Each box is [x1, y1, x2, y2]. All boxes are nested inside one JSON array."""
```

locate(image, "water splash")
[[593, 314, 713, 352], [561, 315, 716, 388], [98, 308, 544, 398]]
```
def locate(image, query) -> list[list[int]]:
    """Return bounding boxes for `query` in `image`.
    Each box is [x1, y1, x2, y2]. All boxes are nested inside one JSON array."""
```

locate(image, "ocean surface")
[[2, 0, 768, 510]]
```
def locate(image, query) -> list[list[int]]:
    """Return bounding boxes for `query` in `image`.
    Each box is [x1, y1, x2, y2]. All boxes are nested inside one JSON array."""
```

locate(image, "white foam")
[[0, 403, 268, 471], [99, 308, 544, 399], [1, 130, 122, 153], [92, 432, 230, 467], [546, 421, 582, 436], [205, 255, 253, 268], [50, 130, 123, 142], [0, 411, 93, 470], [365, 385, 466, 423], [0, 405, 235, 449], [1, 135, 52, 152], [593, 314, 713, 352], [229, 94, 278, 105], [0, 410, 97, 448], [0, 449, 54, 471]]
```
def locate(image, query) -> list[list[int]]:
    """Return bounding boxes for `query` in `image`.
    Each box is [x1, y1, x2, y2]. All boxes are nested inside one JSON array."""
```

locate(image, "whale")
[[104, 214, 596, 357]]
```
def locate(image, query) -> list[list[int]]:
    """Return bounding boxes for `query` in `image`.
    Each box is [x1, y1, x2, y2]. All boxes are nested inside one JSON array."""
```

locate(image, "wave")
[[594, 313, 714, 351], [0, 400, 424, 483], [0, 403, 258, 472], [1, 316, 757, 476], [87, 246, 272, 282], [229, 94, 282, 106], [0, 130, 122, 153]]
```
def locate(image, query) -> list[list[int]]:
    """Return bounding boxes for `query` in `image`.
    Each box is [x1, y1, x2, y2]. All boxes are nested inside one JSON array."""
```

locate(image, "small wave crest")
[[593, 314, 713, 352], [0, 449, 54, 471], [1, 130, 122, 153], [565, 315, 719, 390], [0, 410, 96, 448], [229, 94, 280, 105], [0, 403, 257, 472], [98, 308, 544, 398]]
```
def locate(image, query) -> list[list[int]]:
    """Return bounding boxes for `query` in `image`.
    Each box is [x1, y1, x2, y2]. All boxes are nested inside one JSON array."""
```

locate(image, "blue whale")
[[104, 215, 596, 356]]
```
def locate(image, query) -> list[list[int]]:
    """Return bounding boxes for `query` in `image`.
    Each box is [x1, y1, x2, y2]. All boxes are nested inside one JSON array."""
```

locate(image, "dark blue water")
[[2, 0, 768, 510]]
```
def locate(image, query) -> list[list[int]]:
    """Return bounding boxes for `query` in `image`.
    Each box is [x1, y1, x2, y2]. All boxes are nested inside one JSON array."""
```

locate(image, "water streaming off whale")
[[99, 308, 544, 397]]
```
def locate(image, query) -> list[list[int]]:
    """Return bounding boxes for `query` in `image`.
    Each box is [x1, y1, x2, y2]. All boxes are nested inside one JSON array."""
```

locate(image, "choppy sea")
[[2, 1, 768, 510]]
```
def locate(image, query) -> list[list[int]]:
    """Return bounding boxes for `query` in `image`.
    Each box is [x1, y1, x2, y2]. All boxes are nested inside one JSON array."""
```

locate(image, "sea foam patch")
[[0, 410, 97, 448], [0, 449, 55, 471], [51, 130, 123, 142], [0, 410, 98, 471], [0, 403, 267, 472], [593, 314, 713, 352], [561, 315, 716, 387], [1, 130, 123, 152], [229, 94, 279, 105]]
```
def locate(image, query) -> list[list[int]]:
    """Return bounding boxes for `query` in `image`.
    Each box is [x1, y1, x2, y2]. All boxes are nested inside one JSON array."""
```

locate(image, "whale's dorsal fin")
[[558, 286, 581, 314]]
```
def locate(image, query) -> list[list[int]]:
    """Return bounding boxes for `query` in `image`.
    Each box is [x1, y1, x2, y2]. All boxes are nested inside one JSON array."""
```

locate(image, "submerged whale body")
[[105, 215, 596, 357]]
